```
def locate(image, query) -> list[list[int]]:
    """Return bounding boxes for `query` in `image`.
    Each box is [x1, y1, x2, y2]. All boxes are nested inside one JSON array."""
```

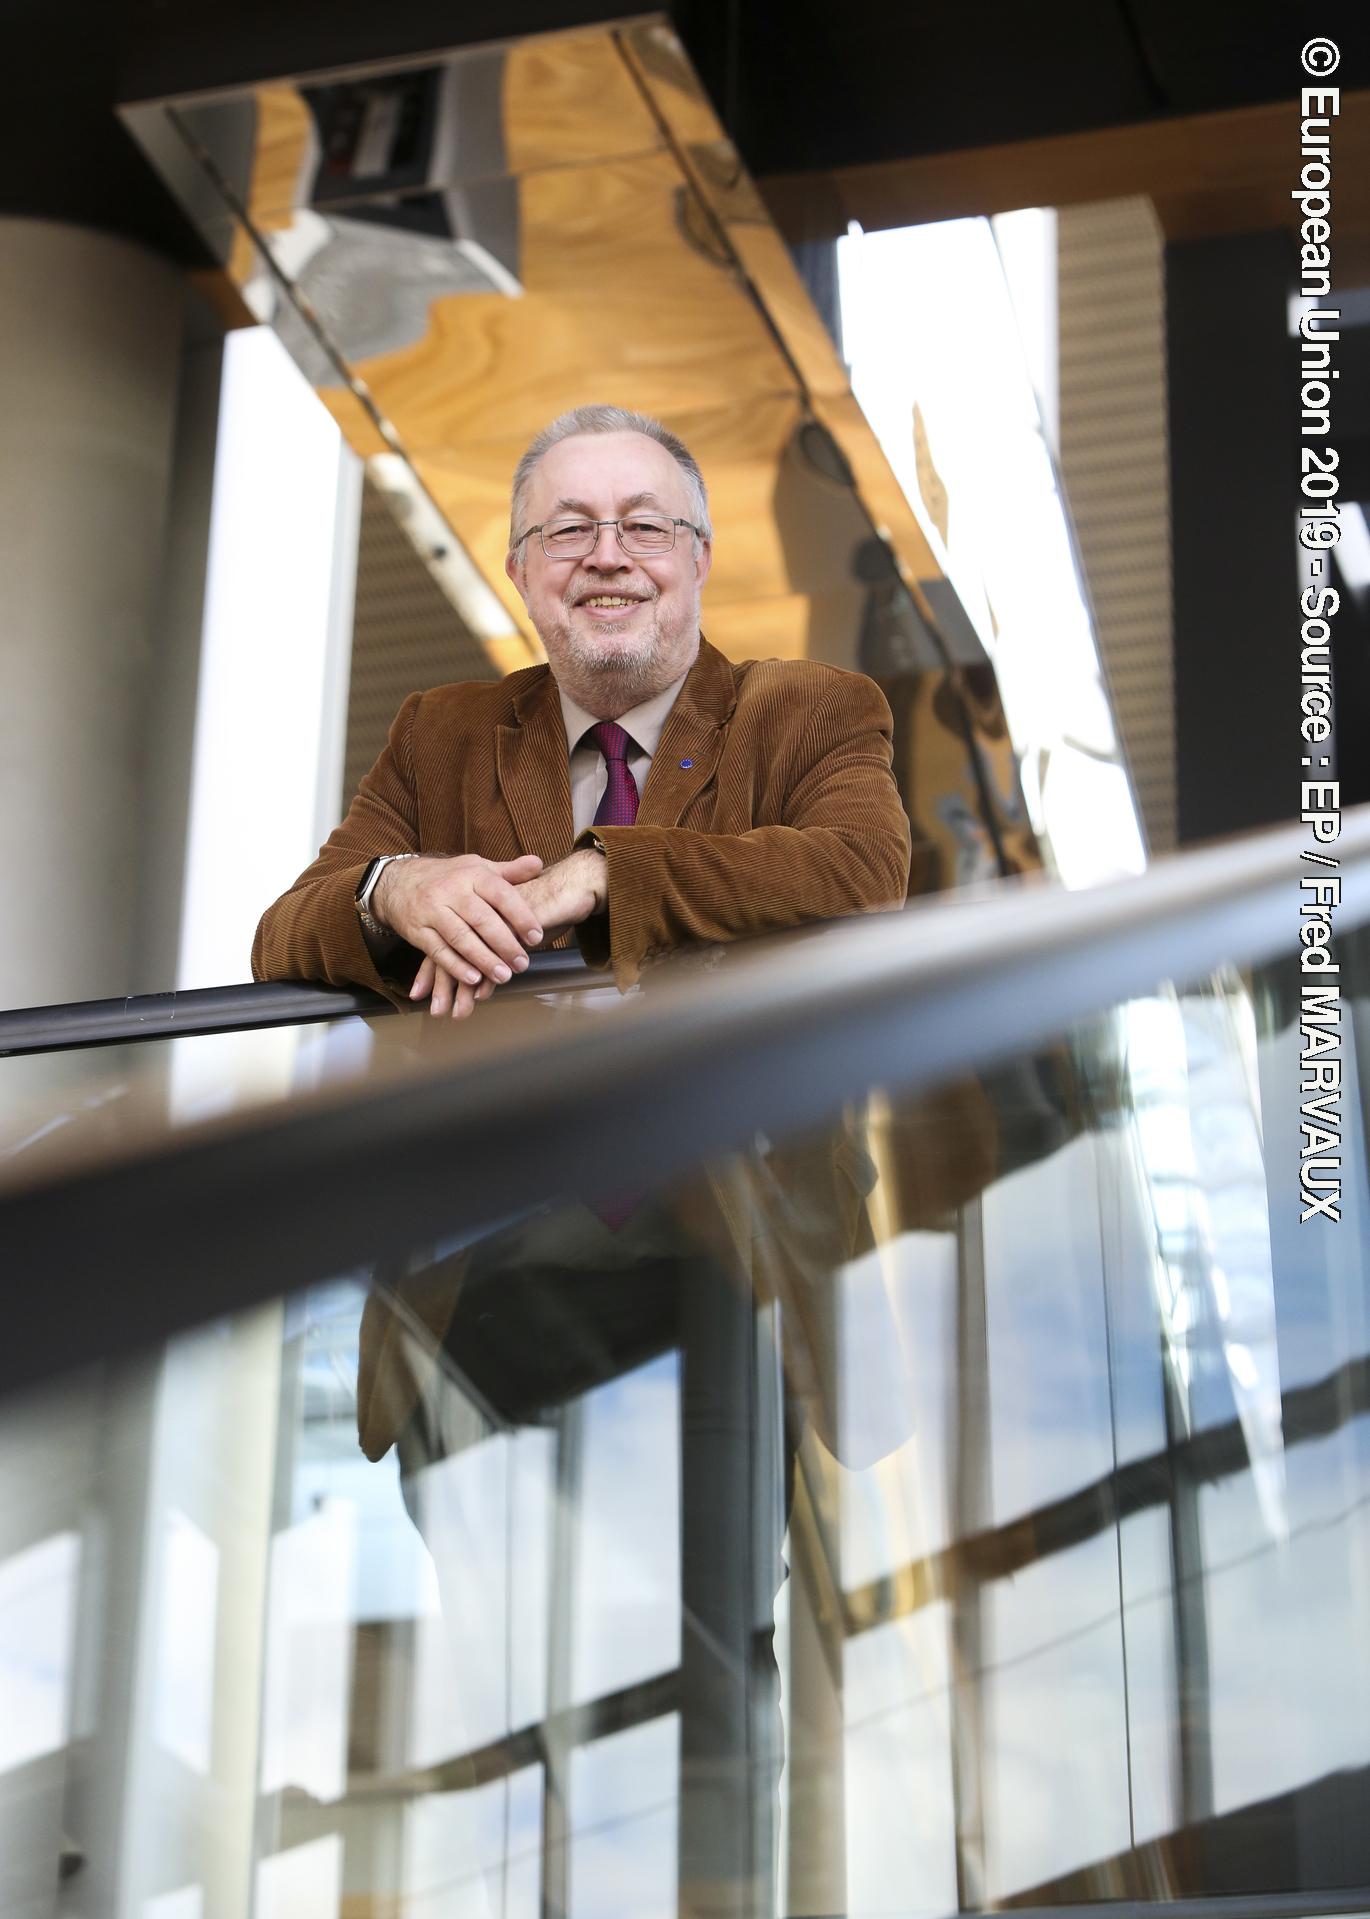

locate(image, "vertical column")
[[1163, 1365, 1214, 1857], [948, 1196, 991, 1910], [679, 1263, 771, 1917], [128, 313, 226, 997], [1167, 230, 1299, 844], [0, 218, 183, 1011]]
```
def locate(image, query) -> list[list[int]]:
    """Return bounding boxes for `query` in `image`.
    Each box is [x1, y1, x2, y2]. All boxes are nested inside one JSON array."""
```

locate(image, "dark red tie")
[[585, 722, 640, 1228], [589, 721, 640, 826]]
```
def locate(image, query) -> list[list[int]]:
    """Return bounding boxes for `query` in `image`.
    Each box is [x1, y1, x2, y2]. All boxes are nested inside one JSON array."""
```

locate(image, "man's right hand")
[[372, 853, 546, 991]]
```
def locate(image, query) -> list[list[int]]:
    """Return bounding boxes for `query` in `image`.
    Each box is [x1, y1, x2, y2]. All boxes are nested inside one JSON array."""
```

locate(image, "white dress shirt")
[[558, 671, 690, 835]]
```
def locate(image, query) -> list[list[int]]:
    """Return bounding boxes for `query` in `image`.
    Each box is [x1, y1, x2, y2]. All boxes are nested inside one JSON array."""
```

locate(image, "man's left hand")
[[411, 849, 607, 1017]]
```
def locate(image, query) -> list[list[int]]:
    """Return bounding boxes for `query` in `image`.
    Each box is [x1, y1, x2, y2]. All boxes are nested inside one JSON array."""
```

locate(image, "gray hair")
[[508, 405, 712, 552]]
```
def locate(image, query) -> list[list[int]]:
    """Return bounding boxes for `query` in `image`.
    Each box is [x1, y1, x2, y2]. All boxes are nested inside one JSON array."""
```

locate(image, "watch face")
[[357, 857, 384, 904]]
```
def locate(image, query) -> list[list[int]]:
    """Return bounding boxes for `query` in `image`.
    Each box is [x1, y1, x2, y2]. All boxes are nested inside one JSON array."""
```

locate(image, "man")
[[252, 403, 911, 1009], [254, 407, 912, 1917]]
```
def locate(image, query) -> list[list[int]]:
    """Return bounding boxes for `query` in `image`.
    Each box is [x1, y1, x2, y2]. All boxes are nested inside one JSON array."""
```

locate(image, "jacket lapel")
[[638, 638, 738, 826], [495, 669, 575, 861]]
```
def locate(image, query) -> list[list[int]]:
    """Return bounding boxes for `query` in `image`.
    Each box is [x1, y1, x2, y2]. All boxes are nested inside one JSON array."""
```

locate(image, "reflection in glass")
[[571, 1717, 680, 1919], [1122, 987, 1288, 1538], [259, 1498, 356, 1802], [844, 1605, 955, 1916], [572, 1355, 682, 1708], [143, 1886, 205, 1919], [255, 1833, 342, 1918], [0, 1531, 81, 1774], [5, 942, 1369, 1913], [404, 1766, 543, 1918], [1204, 1429, 1370, 1819], [983, 1136, 1115, 1526], [152, 1511, 219, 1776], [984, 1534, 1130, 1900]]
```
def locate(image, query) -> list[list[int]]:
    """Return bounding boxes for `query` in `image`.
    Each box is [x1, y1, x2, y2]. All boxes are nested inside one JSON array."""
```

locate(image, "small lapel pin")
[[679, 758, 694, 769]]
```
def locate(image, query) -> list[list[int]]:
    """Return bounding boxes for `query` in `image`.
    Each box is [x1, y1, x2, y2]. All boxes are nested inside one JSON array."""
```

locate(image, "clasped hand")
[[373, 849, 606, 1019]]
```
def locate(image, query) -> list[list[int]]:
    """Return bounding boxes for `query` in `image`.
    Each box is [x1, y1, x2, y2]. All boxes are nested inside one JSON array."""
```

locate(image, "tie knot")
[[587, 720, 633, 763]]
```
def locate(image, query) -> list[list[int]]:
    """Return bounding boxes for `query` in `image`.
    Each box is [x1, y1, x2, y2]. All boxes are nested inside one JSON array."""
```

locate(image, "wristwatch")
[[355, 853, 416, 939]]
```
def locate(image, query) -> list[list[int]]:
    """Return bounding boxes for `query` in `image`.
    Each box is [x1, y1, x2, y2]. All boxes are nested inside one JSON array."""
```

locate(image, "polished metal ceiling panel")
[[124, 19, 961, 682]]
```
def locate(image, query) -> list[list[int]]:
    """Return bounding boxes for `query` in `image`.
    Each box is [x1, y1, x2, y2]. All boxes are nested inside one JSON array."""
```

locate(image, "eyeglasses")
[[516, 515, 704, 559]]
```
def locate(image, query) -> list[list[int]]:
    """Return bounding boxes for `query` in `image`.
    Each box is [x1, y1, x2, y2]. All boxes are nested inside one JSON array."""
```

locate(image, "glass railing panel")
[[0, 961, 616, 1196], [2, 929, 1368, 1917], [1, 1019, 381, 1190]]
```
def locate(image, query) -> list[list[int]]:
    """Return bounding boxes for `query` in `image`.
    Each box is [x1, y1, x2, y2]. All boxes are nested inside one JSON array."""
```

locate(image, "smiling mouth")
[[575, 595, 650, 618]]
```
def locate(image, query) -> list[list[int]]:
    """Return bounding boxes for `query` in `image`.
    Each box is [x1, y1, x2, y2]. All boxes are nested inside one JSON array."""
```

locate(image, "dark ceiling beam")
[[760, 89, 1370, 265], [3, 1, 1364, 283], [115, 0, 648, 102]]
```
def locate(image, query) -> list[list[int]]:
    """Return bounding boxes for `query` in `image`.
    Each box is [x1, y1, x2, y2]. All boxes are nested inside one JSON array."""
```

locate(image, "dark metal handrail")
[[0, 950, 598, 1058], [3, 807, 1369, 1396]]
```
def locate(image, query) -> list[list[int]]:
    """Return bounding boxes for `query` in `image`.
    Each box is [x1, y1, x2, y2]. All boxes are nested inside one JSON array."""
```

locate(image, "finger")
[[474, 873, 546, 947], [462, 893, 535, 969], [429, 965, 455, 1018], [449, 972, 498, 1020], [419, 931, 485, 989], [410, 955, 437, 1001], [435, 904, 526, 980]]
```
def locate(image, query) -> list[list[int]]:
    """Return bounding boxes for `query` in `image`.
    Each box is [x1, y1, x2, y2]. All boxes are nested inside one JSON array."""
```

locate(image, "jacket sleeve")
[[575, 673, 911, 985], [251, 693, 424, 1006]]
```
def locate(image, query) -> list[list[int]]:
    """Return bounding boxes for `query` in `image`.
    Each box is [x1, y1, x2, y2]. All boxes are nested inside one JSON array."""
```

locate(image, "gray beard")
[[546, 604, 676, 709], [562, 633, 661, 698]]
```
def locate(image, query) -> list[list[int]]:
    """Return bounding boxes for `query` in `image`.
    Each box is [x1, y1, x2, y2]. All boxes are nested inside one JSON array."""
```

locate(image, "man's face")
[[505, 431, 712, 715]]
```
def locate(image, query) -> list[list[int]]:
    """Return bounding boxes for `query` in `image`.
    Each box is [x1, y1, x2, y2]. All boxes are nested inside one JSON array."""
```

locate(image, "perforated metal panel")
[[1057, 196, 1175, 856], [342, 475, 499, 810]]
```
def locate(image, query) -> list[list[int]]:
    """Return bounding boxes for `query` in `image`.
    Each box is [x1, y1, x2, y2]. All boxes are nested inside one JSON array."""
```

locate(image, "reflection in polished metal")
[[120, 20, 1041, 881]]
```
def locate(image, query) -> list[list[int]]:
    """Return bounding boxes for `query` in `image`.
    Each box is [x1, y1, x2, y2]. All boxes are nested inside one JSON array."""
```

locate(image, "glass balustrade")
[[1, 926, 1367, 1918]]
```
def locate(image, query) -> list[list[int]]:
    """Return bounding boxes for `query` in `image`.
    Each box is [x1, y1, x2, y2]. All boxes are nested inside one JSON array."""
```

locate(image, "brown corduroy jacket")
[[252, 637, 912, 997]]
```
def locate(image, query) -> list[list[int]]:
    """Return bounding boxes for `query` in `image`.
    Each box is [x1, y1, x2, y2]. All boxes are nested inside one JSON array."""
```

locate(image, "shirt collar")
[[558, 669, 690, 759]]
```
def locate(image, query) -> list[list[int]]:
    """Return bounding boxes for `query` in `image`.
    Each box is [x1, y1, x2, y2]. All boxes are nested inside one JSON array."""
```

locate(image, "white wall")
[[176, 326, 361, 992]]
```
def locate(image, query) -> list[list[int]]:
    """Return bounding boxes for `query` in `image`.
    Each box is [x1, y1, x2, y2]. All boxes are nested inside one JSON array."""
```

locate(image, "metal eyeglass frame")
[[515, 515, 706, 558]]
